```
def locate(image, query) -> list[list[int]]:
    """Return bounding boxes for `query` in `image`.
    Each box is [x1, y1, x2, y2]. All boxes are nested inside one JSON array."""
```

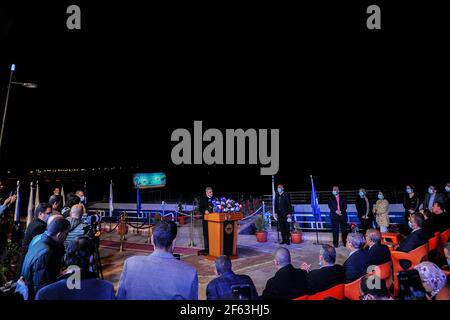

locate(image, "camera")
[[81, 213, 102, 225], [398, 269, 427, 300]]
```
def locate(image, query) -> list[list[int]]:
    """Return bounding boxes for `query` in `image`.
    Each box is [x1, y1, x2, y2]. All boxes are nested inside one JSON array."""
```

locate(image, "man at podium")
[[198, 187, 214, 255]]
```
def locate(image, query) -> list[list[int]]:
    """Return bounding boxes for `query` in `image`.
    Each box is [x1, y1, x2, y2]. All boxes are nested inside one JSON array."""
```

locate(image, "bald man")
[[261, 247, 307, 300], [64, 204, 87, 250]]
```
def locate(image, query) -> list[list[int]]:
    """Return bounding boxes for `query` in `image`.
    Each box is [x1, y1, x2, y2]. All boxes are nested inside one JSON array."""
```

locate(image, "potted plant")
[[255, 215, 268, 242], [291, 222, 302, 244]]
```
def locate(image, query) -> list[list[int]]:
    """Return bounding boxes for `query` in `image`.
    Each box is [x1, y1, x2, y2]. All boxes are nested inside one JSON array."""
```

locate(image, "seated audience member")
[[444, 243, 450, 270], [397, 213, 427, 252], [343, 232, 370, 283], [420, 209, 434, 240], [261, 247, 307, 300], [21, 218, 70, 298], [61, 193, 81, 218], [64, 204, 87, 250], [359, 274, 393, 300], [431, 202, 450, 233], [117, 221, 198, 300], [49, 195, 63, 215], [300, 244, 345, 295], [365, 228, 391, 266], [206, 255, 258, 300], [36, 236, 115, 300], [414, 262, 448, 300]]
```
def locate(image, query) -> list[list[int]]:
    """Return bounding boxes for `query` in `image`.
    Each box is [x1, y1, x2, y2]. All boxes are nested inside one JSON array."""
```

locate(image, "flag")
[[109, 180, 114, 217], [310, 175, 321, 223], [14, 180, 20, 224], [34, 181, 40, 209], [136, 185, 141, 217], [26, 181, 35, 227], [271, 175, 276, 220], [61, 184, 66, 206]]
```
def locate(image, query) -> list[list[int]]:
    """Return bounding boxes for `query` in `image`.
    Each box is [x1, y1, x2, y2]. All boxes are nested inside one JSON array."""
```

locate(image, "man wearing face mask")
[[403, 185, 420, 225], [274, 184, 293, 245], [328, 186, 348, 248], [20, 203, 53, 257], [422, 185, 445, 211], [444, 183, 450, 214], [355, 188, 373, 234], [198, 187, 214, 255]]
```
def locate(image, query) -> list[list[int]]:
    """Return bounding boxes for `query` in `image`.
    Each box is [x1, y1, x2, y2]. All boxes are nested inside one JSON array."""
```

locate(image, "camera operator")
[[64, 204, 88, 251]]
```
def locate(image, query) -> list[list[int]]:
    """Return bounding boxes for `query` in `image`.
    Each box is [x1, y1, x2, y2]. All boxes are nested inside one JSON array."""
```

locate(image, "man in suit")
[[261, 247, 307, 300], [328, 186, 348, 248], [423, 185, 445, 211], [300, 244, 345, 294], [198, 187, 214, 255], [343, 232, 370, 283], [365, 228, 391, 266], [397, 213, 427, 252], [206, 255, 258, 300], [355, 188, 373, 235], [430, 202, 450, 233], [274, 184, 293, 245], [117, 221, 198, 300]]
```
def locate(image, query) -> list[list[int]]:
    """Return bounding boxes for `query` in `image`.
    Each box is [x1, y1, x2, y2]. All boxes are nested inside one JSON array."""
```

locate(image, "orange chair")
[[391, 243, 429, 297], [308, 284, 345, 300], [344, 276, 365, 300], [381, 232, 400, 251], [440, 229, 450, 246], [373, 261, 392, 289]]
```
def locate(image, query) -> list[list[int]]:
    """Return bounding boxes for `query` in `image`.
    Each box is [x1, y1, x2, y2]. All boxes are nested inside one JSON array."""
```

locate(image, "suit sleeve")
[[261, 278, 277, 300], [342, 197, 348, 212], [206, 281, 219, 300], [397, 236, 414, 253], [33, 253, 58, 293], [0, 205, 7, 217], [190, 271, 199, 300], [287, 193, 293, 215], [117, 260, 128, 299]]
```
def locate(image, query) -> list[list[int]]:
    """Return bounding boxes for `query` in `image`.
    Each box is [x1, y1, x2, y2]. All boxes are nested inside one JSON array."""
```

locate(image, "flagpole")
[[61, 184, 66, 206], [310, 175, 322, 245], [34, 181, 40, 209], [109, 180, 114, 218], [26, 181, 35, 228], [13, 180, 20, 224], [272, 175, 280, 243]]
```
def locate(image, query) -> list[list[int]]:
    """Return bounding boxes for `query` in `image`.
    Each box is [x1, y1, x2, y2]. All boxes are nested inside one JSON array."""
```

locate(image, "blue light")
[[11, 64, 16, 72]]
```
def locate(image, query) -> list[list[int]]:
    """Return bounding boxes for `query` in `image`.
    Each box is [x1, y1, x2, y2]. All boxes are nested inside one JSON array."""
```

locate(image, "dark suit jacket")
[[430, 212, 450, 233], [206, 271, 258, 300], [355, 197, 373, 220], [343, 249, 370, 283], [328, 194, 348, 217], [423, 193, 445, 210], [397, 228, 427, 252], [198, 196, 214, 218], [261, 264, 307, 300], [22, 218, 47, 255], [368, 243, 391, 266], [274, 192, 293, 217], [306, 264, 346, 294]]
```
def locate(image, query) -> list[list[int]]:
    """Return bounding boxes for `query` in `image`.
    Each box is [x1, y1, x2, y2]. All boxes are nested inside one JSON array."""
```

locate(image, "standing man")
[[423, 185, 445, 211], [355, 188, 373, 234], [198, 187, 214, 255], [328, 186, 348, 248], [274, 184, 293, 245]]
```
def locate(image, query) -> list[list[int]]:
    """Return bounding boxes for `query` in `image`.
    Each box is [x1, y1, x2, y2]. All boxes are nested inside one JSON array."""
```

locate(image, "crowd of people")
[[0, 181, 449, 300]]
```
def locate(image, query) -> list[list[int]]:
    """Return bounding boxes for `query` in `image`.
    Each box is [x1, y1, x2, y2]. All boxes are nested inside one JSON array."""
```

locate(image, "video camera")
[[81, 213, 102, 225]]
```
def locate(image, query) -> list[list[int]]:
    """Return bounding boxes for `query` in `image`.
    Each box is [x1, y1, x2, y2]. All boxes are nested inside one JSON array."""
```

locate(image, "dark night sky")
[[0, 1, 449, 198]]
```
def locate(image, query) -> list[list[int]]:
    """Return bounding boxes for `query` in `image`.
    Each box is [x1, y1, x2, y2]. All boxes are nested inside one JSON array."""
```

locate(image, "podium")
[[204, 212, 243, 260]]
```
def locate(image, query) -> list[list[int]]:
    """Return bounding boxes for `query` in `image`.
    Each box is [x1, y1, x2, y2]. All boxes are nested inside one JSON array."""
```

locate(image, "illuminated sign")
[[132, 173, 166, 189]]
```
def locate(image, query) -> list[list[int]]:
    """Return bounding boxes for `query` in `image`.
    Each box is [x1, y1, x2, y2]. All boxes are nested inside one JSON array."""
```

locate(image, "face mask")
[[445, 186, 450, 192], [80, 196, 86, 202], [378, 194, 384, 200], [319, 260, 323, 268], [277, 188, 283, 194], [406, 188, 412, 194], [428, 188, 434, 195], [207, 194, 212, 199], [359, 192, 365, 198], [332, 191, 338, 196], [408, 221, 413, 229]]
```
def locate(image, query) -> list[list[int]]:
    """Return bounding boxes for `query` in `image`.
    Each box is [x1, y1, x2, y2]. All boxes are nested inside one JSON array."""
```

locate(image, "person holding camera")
[[35, 236, 115, 300], [64, 204, 88, 251]]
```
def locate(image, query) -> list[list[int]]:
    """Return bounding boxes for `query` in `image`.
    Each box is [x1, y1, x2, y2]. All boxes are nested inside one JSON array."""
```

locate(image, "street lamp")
[[0, 64, 38, 157]]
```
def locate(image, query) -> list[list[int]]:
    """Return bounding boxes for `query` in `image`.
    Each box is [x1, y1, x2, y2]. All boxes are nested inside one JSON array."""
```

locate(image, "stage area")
[[99, 220, 351, 300]]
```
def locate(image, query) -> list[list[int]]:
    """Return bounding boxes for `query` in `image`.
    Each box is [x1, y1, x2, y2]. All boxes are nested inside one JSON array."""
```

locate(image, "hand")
[[15, 277, 29, 300], [273, 214, 278, 221], [3, 195, 17, 206], [205, 211, 210, 215], [300, 263, 311, 272], [336, 210, 342, 216]]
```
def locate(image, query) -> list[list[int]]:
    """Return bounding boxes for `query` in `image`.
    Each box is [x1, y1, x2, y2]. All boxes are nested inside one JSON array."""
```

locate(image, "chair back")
[[373, 261, 392, 288], [292, 295, 308, 300], [344, 277, 364, 300], [440, 229, 450, 246], [428, 234, 440, 252], [308, 283, 345, 300]]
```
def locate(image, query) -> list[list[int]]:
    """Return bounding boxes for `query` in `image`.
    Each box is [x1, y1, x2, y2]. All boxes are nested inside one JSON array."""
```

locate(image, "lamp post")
[[0, 64, 38, 157]]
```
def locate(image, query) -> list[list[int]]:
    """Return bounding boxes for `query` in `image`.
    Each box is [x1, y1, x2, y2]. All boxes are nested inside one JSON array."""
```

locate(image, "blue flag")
[[310, 176, 321, 223]]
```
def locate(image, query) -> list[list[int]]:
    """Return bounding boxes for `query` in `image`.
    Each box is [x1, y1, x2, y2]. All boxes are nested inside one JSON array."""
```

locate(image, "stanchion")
[[188, 202, 196, 247]]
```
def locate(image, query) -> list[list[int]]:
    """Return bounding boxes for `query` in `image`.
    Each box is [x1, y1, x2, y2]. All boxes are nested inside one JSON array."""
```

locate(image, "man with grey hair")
[[206, 255, 258, 300], [64, 204, 88, 250], [343, 232, 370, 283], [261, 247, 307, 300], [365, 228, 391, 266], [300, 244, 345, 294], [198, 186, 214, 255]]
